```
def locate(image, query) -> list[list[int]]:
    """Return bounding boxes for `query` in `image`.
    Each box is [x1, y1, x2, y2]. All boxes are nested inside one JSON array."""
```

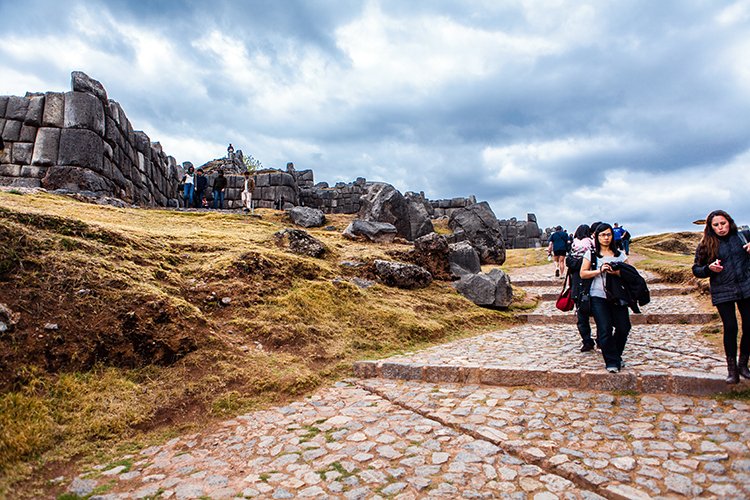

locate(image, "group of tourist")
[[179, 167, 255, 213], [558, 211, 750, 384]]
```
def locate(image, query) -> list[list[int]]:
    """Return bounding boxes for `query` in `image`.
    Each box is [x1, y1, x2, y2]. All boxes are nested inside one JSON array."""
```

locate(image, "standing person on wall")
[[181, 165, 195, 208], [242, 170, 255, 214], [693, 210, 750, 384], [212, 169, 227, 209]]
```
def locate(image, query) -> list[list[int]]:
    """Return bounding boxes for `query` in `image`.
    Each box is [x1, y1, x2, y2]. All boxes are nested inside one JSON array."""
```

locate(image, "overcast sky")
[[2, 0, 749, 235]]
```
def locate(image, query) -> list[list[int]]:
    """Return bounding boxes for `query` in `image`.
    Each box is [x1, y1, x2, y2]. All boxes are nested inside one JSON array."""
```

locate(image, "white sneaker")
[[606, 366, 619, 373]]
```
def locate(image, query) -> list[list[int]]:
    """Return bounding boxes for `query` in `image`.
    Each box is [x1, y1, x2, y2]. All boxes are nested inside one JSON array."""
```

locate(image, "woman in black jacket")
[[693, 210, 750, 384]]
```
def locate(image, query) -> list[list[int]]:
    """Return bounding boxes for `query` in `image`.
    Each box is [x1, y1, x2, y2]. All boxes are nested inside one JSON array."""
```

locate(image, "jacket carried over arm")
[[693, 230, 750, 306], [607, 262, 650, 313]]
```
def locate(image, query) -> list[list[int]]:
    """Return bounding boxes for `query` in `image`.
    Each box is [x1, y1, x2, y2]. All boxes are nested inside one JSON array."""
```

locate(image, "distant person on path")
[[212, 169, 227, 209], [568, 224, 596, 352], [548, 226, 569, 278], [621, 227, 631, 255], [194, 168, 208, 208], [242, 171, 255, 213], [181, 165, 195, 208], [693, 210, 750, 384], [579, 223, 630, 373], [613, 223, 626, 250]]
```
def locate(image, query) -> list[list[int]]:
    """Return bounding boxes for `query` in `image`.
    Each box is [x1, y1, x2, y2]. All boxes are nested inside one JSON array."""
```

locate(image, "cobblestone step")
[[359, 378, 750, 500], [353, 361, 730, 397], [64, 382, 602, 499], [527, 285, 693, 301], [519, 312, 718, 325]]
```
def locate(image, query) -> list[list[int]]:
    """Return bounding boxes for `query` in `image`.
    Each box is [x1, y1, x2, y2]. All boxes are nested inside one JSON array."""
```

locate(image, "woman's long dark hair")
[[697, 210, 738, 263], [594, 222, 621, 258], [574, 224, 591, 240]]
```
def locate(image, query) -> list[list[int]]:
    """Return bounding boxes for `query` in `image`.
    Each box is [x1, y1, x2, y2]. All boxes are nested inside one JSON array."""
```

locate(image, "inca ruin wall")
[[0, 73, 179, 206]]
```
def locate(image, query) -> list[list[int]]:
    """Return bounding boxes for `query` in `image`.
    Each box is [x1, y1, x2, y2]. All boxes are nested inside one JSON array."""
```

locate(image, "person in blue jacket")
[[693, 210, 750, 384], [548, 226, 569, 278]]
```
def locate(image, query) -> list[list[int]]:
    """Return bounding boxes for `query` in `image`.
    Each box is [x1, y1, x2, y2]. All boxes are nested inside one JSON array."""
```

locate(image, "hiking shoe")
[[606, 366, 619, 373], [581, 343, 595, 352], [555, 269, 560, 277]]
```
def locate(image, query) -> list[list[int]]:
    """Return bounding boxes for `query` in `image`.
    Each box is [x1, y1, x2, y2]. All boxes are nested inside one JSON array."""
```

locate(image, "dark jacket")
[[608, 262, 650, 313], [693, 230, 750, 305], [550, 230, 569, 252], [195, 175, 208, 192], [213, 174, 227, 191]]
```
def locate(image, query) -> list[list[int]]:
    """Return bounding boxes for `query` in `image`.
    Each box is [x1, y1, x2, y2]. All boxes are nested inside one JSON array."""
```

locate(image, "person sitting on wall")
[[194, 168, 208, 208]]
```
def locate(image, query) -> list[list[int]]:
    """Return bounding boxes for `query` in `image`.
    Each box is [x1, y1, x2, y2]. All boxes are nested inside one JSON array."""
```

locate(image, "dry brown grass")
[[0, 191, 520, 497]]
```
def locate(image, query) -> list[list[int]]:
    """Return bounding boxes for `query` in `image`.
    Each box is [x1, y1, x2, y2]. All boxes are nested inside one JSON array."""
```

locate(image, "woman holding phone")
[[693, 210, 750, 384], [579, 223, 630, 373]]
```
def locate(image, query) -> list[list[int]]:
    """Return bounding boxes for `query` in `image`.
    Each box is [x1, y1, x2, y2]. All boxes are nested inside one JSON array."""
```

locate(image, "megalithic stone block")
[[43, 92, 65, 127], [64, 91, 105, 136], [25, 95, 45, 126], [32, 128, 61, 166], [58, 128, 104, 173], [6, 96, 29, 121]]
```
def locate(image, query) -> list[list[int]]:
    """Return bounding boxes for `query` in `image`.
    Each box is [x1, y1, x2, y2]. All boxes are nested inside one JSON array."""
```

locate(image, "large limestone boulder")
[[359, 183, 433, 241], [42, 166, 112, 194], [71, 71, 108, 106], [273, 228, 326, 258], [412, 232, 452, 281], [448, 202, 506, 265], [454, 268, 512, 309], [448, 241, 482, 277], [288, 206, 326, 228], [343, 219, 397, 243], [373, 260, 433, 289]]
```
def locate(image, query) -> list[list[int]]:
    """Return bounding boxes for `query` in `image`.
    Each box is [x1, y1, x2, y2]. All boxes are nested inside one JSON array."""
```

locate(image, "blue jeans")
[[183, 183, 194, 207], [212, 190, 224, 209], [591, 296, 631, 369]]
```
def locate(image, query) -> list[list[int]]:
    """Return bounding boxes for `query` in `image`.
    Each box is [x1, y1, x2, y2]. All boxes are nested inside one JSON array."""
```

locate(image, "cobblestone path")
[[66, 263, 750, 499]]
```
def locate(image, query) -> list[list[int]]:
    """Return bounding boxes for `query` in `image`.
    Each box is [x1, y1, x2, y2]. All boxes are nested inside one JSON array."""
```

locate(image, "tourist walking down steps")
[[579, 223, 631, 373], [568, 224, 596, 352], [548, 226, 569, 278], [693, 210, 750, 384]]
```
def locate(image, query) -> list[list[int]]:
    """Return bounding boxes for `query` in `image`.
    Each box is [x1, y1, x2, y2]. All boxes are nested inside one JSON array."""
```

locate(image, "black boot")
[[726, 356, 740, 384], [739, 353, 750, 379]]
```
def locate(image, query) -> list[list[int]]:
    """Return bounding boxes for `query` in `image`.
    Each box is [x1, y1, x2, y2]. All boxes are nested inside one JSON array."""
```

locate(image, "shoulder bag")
[[555, 270, 575, 311]]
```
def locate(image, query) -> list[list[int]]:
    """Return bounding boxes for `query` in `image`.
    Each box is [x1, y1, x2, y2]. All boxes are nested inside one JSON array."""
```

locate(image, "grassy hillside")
[[631, 231, 702, 285], [0, 191, 524, 497]]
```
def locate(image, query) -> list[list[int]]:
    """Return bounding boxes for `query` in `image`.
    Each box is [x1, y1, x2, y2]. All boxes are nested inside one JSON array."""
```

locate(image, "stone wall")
[[0, 72, 179, 206], [499, 213, 543, 249], [427, 196, 477, 218]]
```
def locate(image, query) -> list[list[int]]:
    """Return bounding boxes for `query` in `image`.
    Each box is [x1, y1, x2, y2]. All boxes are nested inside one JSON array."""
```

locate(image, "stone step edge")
[[353, 361, 734, 396], [512, 278, 663, 287], [358, 379, 655, 500], [534, 287, 693, 300], [518, 313, 717, 325]]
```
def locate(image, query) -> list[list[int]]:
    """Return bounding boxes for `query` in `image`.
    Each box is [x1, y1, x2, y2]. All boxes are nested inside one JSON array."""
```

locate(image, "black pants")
[[591, 296, 631, 369], [716, 297, 750, 360]]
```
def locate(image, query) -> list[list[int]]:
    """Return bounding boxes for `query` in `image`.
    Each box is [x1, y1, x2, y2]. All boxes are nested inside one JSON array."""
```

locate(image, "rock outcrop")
[[288, 206, 326, 228], [453, 268, 513, 309], [343, 220, 398, 243], [358, 183, 433, 241], [448, 202, 507, 265], [273, 228, 326, 258], [373, 260, 433, 289]]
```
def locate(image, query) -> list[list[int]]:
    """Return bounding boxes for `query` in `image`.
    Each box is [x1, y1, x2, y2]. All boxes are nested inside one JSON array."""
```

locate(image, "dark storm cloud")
[[2, 0, 749, 234]]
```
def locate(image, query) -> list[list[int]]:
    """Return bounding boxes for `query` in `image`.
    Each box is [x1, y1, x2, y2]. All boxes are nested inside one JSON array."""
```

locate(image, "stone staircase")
[[354, 264, 727, 396]]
